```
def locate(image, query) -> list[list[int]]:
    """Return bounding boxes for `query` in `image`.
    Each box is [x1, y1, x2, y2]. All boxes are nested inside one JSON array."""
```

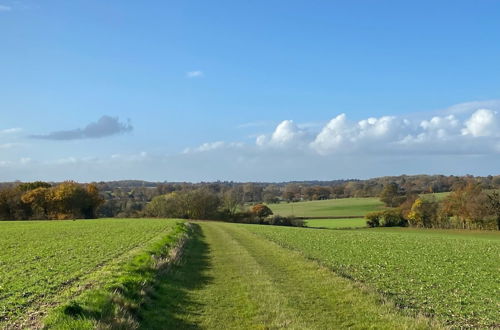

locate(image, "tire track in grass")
[[140, 222, 439, 329]]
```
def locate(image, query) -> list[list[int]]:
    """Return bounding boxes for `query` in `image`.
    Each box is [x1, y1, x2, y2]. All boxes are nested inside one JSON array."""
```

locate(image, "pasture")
[[268, 197, 384, 218], [305, 218, 366, 229], [0, 218, 183, 327]]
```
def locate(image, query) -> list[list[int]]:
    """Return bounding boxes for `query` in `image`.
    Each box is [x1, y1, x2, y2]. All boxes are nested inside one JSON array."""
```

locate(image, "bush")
[[265, 215, 305, 227], [365, 212, 380, 227], [365, 209, 407, 227]]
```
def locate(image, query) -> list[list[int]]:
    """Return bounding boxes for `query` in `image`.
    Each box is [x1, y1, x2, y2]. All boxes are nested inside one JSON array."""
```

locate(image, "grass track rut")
[[139, 222, 437, 329]]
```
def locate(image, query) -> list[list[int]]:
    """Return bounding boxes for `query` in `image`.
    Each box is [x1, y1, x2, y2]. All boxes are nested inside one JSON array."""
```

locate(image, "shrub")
[[365, 212, 380, 227], [365, 209, 407, 227], [265, 215, 304, 227]]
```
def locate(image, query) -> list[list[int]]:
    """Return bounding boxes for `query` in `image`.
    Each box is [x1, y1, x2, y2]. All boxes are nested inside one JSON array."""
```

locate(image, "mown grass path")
[[140, 222, 437, 329]]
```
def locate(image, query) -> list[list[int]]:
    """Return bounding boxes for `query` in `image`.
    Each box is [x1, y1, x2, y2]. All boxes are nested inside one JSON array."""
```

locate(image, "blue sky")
[[1, 0, 499, 182]]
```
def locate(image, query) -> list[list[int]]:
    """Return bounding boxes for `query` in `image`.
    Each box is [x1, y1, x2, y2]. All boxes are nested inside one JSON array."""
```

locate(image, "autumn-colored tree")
[[486, 191, 500, 230], [21, 187, 52, 219], [251, 204, 273, 222], [407, 196, 439, 228], [441, 182, 490, 229]]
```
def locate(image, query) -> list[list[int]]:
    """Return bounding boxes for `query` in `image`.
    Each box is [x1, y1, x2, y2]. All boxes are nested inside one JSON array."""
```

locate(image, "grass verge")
[[42, 221, 190, 329]]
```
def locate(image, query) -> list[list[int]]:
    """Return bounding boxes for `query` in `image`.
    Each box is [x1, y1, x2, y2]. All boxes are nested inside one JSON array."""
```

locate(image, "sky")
[[1, 0, 499, 182]]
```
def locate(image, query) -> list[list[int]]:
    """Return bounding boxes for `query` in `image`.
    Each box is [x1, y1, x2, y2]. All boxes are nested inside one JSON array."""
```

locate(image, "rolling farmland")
[[268, 197, 384, 218], [0, 219, 184, 328], [1, 205, 498, 328]]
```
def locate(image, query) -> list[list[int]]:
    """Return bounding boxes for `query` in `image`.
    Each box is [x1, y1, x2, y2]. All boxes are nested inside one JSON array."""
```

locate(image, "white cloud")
[[183, 141, 243, 154], [442, 100, 500, 115], [461, 109, 499, 137], [256, 120, 309, 148], [0, 5, 12, 11], [0, 101, 499, 182], [252, 109, 500, 156], [186, 70, 204, 78]]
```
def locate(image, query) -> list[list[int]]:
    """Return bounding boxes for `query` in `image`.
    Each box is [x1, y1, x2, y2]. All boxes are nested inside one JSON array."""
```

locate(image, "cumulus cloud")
[[186, 70, 204, 78], [256, 120, 309, 148], [30, 116, 133, 140], [254, 109, 500, 156], [461, 109, 499, 137]]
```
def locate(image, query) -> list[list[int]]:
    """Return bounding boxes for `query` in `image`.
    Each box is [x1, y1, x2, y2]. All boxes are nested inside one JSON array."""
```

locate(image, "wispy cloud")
[[0, 4, 12, 11], [186, 70, 204, 78], [0, 128, 22, 134], [30, 116, 133, 141]]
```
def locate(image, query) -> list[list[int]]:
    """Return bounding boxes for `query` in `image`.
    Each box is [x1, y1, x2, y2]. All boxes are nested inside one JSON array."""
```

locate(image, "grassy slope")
[[0, 218, 181, 327], [305, 218, 366, 229], [268, 197, 384, 218], [244, 225, 500, 328], [140, 222, 437, 329], [269, 192, 452, 219]]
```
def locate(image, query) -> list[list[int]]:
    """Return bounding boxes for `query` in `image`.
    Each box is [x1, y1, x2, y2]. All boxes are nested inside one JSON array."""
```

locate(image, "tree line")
[[34, 174, 499, 218], [1, 174, 499, 225], [367, 182, 500, 230], [143, 188, 304, 227], [0, 181, 103, 220]]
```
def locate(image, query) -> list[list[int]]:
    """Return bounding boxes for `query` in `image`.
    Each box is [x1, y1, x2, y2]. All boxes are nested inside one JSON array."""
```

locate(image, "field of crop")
[[0, 218, 182, 327], [305, 218, 366, 229], [268, 197, 384, 218], [244, 225, 500, 328]]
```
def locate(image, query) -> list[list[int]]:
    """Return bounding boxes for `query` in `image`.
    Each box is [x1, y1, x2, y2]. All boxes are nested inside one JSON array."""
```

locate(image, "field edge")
[[40, 221, 191, 330]]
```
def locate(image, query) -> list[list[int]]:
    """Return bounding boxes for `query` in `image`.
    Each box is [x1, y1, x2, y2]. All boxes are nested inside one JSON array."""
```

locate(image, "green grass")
[[244, 225, 500, 328], [140, 222, 437, 329], [0, 218, 183, 328], [305, 218, 366, 229], [268, 197, 385, 218], [268, 193, 453, 219]]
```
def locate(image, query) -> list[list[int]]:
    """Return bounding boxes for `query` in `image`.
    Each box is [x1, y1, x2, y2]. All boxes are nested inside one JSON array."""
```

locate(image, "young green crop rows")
[[243, 225, 500, 328], [0, 218, 181, 326]]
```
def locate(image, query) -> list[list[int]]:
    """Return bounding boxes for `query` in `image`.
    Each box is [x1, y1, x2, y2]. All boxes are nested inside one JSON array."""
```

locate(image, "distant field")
[[0, 218, 181, 327], [305, 218, 366, 229], [268, 197, 384, 218], [245, 225, 500, 328]]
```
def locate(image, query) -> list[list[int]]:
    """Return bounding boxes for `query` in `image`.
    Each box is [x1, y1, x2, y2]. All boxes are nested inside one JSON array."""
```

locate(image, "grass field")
[[269, 193, 451, 219], [140, 222, 436, 329], [268, 197, 384, 218], [244, 225, 500, 328], [0, 218, 183, 327], [305, 218, 366, 228]]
